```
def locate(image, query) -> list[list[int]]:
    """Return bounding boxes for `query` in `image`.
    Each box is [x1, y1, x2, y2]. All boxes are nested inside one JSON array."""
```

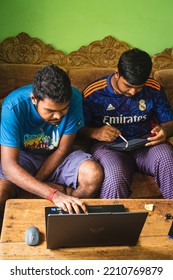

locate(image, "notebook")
[[45, 205, 148, 249]]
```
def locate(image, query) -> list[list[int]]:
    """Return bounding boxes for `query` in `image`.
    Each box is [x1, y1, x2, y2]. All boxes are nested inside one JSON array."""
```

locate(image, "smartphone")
[[168, 222, 173, 238]]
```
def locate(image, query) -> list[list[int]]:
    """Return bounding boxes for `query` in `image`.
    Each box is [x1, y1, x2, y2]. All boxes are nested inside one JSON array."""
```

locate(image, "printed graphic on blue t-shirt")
[[1, 85, 84, 153], [23, 128, 60, 152]]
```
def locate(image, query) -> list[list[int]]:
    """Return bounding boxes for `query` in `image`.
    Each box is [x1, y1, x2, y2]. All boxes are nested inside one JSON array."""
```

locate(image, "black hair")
[[118, 48, 152, 85], [32, 65, 72, 103]]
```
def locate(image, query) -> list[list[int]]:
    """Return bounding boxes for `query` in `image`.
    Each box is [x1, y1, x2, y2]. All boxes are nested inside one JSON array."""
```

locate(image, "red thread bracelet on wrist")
[[48, 189, 57, 201]]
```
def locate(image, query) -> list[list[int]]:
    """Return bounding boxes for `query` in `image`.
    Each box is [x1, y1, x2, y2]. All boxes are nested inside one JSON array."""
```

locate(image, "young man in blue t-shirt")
[[80, 49, 173, 199], [0, 65, 103, 217]]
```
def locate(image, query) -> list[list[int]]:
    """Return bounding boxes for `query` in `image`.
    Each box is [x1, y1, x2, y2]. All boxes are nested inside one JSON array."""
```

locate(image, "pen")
[[106, 122, 128, 148]]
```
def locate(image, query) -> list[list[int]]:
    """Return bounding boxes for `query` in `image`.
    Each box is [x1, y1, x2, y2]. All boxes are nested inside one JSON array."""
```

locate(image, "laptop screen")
[[45, 205, 148, 249]]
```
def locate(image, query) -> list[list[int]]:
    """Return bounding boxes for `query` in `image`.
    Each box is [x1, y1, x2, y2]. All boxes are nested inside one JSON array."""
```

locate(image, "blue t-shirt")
[[1, 85, 84, 153], [83, 74, 173, 141]]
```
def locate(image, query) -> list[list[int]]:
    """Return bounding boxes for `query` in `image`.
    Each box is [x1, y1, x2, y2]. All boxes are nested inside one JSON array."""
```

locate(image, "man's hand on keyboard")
[[52, 191, 88, 214]]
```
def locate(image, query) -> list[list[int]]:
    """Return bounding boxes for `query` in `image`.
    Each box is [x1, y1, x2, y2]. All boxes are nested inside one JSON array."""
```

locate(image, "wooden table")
[[0, 198, 173, 260]]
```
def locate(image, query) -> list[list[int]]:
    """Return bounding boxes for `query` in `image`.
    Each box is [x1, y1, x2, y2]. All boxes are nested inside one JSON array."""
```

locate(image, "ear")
[[30, 93, 37, 105], [114, 68, 119, 79]]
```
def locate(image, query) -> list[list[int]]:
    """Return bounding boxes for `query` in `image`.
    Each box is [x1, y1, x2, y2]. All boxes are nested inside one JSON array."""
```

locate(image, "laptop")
[[45, 205, 148, 249]]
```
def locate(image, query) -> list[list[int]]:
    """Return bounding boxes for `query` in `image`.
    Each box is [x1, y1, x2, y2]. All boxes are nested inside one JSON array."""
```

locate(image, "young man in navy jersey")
[[80, 49, 173, 199], [0, 65, 103, 219]]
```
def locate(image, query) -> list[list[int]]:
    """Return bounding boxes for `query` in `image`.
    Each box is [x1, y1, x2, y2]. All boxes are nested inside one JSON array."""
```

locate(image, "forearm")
[[1, 148, 87, 213], [36, 150, 67, 181], [2, 161, 54, 199], [36, 133, 76, 181]]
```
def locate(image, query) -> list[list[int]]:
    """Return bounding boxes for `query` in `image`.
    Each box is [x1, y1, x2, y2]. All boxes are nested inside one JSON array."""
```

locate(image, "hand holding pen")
[[105, 122, 128, 148], [90, 121, 128, 144]]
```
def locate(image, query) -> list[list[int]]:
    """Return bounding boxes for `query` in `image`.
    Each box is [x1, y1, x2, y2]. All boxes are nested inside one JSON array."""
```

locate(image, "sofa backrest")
[[152, 49, 173, 110], [0, 33, 130, 99], [0, 32, 173, 109]]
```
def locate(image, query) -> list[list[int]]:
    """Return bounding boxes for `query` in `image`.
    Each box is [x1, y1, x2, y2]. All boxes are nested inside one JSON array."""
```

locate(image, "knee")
[[152, 144, 173, 168], [78, 160, 104, 196], [87, 160, 104, 186]]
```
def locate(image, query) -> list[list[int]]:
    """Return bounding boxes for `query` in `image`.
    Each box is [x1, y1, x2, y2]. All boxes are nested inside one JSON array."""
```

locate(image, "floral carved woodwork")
[[152, 48, 173, 73], [0, 33, 131, 68], [0, 33, 172, 71], [0, 32, 65, 65], [64, 36, 131, 68]]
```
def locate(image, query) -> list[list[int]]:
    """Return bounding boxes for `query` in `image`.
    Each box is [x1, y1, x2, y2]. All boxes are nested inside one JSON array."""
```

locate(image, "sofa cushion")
[[154, 69, 173, 110], [68, 68, 115, 92]]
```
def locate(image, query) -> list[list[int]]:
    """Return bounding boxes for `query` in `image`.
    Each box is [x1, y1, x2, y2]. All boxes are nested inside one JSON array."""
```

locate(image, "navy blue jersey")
[[83, 74, 173, 140]]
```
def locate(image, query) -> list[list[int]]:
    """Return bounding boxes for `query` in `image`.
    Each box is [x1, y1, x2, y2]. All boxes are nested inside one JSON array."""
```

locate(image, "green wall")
[[0, 0, 172, 55]]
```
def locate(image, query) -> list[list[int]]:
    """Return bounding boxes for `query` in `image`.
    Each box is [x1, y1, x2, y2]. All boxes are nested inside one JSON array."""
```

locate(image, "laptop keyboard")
[[47, 204, 125, 215]]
